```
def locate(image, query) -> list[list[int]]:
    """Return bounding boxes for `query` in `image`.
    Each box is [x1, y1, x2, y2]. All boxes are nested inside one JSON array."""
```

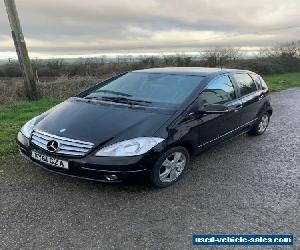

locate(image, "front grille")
[[31, 130, 94, 157]]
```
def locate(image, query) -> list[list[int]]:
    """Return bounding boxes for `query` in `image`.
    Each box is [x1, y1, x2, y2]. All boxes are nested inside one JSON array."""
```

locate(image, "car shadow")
[[32, 133, 256, 194]]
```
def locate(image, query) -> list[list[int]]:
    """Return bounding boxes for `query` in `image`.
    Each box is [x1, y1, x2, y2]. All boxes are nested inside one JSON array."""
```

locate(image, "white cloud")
[[0, 0, 299, 58]]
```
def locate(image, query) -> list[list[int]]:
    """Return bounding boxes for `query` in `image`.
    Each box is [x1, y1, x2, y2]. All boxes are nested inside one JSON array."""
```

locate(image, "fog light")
[[105, 174, 118, 181]]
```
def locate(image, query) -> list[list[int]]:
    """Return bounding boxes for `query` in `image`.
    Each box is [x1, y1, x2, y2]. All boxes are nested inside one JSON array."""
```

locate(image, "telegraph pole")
[[4, 0, 38, 100]]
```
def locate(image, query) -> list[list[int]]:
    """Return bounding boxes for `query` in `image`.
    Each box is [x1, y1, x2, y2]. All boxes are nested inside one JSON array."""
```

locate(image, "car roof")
[[132, 67, 249, 76]]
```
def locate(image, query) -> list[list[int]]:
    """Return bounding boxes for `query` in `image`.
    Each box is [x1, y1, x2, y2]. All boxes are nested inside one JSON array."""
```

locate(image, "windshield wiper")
[[94, 90, 132, 97], [84, 96, 103, 101], [100, 96, 152, 106], [84, 96, 152, 106]]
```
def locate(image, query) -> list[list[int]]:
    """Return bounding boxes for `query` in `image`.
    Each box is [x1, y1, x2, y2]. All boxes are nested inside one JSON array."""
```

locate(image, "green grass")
[[264, 72, 300, 91], [0, 98, 62, 155], [0, 72, 299, 156]]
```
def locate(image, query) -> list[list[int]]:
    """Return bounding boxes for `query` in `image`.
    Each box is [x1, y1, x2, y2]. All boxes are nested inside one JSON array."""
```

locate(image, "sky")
[[0, 0, 300, 59]]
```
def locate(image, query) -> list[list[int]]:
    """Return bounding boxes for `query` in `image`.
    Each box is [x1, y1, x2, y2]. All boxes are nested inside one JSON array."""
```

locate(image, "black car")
[[17, 67, 272, 187]]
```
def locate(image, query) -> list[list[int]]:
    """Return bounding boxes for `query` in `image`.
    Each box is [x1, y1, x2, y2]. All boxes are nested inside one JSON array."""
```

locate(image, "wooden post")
[[4, 0, 38, 100]]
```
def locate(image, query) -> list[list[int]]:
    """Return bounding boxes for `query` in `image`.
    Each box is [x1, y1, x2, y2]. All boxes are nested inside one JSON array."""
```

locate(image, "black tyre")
[[150, 146, 190, 188], [248, 112, 270, 136]]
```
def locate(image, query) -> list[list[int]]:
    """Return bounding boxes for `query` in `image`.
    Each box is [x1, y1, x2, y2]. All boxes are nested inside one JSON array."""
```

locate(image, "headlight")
[[95, 137, 164, 157], [20, 117, 39, 138]]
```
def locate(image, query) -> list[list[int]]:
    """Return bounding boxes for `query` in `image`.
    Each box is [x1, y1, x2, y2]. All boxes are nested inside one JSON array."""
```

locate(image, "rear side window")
[[250, 74, 261, 90], [259, 77, 268, 90], [199, 75, 236, 107], [233, 73, 257, 96], [250, 74, 268, 90]]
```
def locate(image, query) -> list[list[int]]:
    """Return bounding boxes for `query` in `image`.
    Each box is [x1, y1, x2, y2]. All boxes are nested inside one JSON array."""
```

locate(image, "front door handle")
[[234, 104, 242, 112], [230, 103, 242, 112]]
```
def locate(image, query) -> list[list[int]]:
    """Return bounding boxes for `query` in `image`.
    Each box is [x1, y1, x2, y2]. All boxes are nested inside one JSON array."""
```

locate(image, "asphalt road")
[[0, 88, 299, 250]]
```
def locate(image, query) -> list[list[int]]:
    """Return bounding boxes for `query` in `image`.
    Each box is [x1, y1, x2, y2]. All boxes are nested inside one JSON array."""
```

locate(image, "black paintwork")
[[35, 97, 173, 146], [17, 67, 273, 182]]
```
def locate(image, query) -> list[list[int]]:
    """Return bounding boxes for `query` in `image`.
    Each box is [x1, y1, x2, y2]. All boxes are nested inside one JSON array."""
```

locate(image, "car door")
[[195, 74, 244, 148], [231, 73, 261, 127]]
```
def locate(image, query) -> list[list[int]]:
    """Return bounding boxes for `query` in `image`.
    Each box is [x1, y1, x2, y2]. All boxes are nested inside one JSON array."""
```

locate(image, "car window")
[[250, 74, 261, 90], [85, 72, 204, 107], [233, 73, 258, 96], [199, 75, 236, 107], [259, 77, 268, 90]]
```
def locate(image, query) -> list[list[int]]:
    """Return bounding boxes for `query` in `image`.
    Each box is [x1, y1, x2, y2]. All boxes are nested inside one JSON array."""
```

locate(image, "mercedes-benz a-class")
[[17, 67, 272, 187]]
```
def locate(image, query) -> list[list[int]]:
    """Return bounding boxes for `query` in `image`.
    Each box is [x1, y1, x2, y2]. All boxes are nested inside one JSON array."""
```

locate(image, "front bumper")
[[17, 132, 160, 183]]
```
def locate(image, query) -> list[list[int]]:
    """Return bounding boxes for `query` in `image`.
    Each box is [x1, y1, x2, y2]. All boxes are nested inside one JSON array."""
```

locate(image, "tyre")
[[150, 146, 190, 188], [248, 112, 270, 136]]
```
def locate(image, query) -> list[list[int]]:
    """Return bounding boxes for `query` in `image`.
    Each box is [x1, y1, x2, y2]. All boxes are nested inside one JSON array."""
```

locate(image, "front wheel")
[[150, 146, 190, 188], [248, 113, 270, 136]]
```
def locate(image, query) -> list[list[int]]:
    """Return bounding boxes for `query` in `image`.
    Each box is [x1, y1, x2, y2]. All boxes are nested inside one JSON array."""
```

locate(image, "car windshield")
[[85, 72, 203, 108]]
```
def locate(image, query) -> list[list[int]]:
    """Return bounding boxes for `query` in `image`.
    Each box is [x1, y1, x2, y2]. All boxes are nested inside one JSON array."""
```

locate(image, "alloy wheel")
[[258, 114, 269, 133], [159, 152, 186, 183]]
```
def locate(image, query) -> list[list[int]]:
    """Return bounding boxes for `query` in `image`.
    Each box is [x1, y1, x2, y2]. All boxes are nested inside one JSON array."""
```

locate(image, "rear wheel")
[[248, 113, 270, 136], [150, 146, 190, 188]]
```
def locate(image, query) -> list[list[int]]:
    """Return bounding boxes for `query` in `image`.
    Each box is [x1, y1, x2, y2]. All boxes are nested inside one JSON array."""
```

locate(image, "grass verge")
[[264, 72, 300, 91], [0, 98, 62, 155]]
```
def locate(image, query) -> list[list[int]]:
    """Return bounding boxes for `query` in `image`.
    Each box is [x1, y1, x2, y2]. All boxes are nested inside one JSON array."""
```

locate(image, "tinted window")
[[259, 77, 268, 90], [85, 73, 204, 106], [250, 74, 261, 90], [199, 75, 236, 107], [233, 73, 257, 96]]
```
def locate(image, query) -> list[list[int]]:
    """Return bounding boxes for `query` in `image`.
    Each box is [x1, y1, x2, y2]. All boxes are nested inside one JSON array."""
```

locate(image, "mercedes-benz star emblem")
[[46, 140, 59, 152]]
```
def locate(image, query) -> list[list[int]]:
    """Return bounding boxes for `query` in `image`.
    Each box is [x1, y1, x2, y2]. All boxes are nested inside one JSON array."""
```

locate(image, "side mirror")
[[199, 104, 229, 114]]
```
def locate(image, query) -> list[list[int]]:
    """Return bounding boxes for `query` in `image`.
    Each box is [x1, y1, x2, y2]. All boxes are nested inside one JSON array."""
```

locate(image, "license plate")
[[31, 151, 69, 169]]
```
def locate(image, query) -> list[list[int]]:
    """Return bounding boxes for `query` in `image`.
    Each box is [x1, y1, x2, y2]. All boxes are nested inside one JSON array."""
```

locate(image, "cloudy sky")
[[0, 0, 299, 58]]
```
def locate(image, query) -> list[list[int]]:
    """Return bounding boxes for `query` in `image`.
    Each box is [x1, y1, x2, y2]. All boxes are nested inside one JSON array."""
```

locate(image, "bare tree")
[[259, 41, 300, 58], [202, 48, 242, 67], [278, 41, 299, 58]]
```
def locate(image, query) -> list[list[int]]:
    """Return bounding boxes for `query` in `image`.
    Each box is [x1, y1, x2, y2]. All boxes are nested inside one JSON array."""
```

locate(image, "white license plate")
[[31, 151, 69, 169]]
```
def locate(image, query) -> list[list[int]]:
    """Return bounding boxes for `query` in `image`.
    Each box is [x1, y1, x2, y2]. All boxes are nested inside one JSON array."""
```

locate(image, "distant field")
[[0, 75, 100, 104], [0, 72, 299, 102], [0, 72, 299, 155]]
